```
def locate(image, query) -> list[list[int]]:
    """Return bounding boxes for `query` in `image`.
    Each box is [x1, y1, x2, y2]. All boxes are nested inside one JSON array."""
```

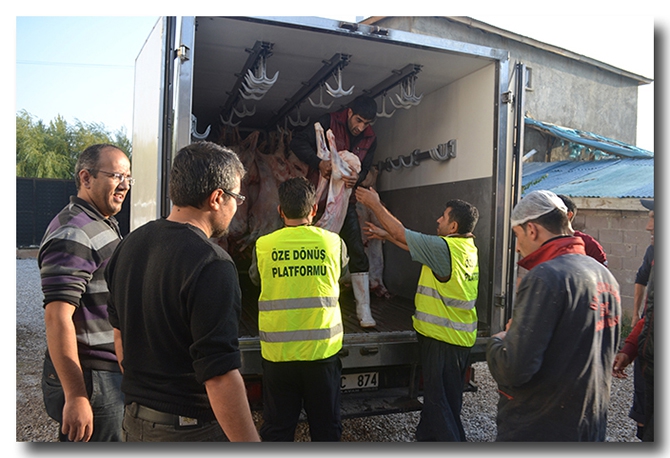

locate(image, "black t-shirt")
[[635, 244, 654, 285]]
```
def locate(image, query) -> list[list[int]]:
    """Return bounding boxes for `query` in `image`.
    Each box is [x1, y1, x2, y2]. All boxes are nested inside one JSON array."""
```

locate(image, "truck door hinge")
[[339, 21, 359, 32], [176, 45, 191, 62], [494, 294, 506, 308], [501, 91, 514, 104]]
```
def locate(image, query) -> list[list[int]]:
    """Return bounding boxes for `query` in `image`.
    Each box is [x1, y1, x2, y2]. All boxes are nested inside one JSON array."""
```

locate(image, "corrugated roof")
[[522, 158, 654, 198]]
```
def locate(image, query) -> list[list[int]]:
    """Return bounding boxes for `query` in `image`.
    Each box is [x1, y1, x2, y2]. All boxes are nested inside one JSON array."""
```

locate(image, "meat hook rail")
[[375, 140, 457, 173], [265, 53, 352, 130], [219, 41, 276, 126]]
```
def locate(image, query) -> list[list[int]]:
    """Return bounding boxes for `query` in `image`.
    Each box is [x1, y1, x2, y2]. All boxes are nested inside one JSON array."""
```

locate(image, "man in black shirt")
[[106, 141, 260, 442]]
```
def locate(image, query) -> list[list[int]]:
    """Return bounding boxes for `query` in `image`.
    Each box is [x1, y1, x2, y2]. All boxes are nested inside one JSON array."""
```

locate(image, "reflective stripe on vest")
[[413, 236, 479, 347], [256, 226, 343, 362]]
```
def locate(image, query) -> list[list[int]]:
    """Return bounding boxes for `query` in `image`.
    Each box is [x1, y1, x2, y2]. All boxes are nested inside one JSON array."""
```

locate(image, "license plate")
[[340, 372, 379, 391]]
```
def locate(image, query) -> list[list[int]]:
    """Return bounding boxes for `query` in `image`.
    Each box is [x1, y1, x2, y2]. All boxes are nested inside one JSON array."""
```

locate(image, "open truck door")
[[130, 17, 176, 231], [489, 61, 526, 336]]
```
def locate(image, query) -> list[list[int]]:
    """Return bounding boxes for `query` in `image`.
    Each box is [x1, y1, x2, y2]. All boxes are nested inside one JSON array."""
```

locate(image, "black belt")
[[128, 402, 210, 428]]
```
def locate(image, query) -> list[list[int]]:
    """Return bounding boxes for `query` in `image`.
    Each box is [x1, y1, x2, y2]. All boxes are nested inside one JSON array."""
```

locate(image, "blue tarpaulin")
[[525, 118, 654, 159]]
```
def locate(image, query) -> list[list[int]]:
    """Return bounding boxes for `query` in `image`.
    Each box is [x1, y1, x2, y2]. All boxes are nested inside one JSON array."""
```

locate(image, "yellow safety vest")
[[413, 236, 479, 347], [256, 225, 343, 362]]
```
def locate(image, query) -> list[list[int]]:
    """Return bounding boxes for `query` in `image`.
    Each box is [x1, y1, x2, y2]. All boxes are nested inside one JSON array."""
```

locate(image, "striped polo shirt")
[[38, 196, 122, 371]]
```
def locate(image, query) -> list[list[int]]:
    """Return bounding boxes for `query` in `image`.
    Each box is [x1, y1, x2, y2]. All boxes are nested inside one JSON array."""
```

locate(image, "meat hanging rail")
[[375, 140, 458, 173]]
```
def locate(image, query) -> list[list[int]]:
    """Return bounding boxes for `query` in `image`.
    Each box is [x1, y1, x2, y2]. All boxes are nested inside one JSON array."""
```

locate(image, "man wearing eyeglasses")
[[105, 141, 260, 442], [38, 143, 132, 441]]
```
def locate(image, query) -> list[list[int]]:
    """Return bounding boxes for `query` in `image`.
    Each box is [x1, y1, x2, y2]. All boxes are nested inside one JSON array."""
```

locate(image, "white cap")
[[510, 190, 568, 227]]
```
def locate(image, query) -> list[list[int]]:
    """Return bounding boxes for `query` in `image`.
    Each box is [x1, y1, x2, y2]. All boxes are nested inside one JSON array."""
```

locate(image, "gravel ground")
[[16, 257, 641, 442]]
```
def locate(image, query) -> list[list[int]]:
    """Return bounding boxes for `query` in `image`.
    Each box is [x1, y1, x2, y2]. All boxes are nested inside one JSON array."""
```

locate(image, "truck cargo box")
[[131, 16, 524, 416]]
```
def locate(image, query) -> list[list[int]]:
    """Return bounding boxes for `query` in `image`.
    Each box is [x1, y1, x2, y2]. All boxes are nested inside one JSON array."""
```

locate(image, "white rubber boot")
[[351, 272, 376, 328]]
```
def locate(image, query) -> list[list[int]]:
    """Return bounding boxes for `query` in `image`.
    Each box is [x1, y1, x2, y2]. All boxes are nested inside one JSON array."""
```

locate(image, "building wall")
[[369, 17, 641, 147], [571, 202, 652, 320]]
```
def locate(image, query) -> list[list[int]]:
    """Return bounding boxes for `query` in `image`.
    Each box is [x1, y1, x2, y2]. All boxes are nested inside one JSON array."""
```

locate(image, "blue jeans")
[[415, 333, 470, 442], [42, 354, 124, 441]]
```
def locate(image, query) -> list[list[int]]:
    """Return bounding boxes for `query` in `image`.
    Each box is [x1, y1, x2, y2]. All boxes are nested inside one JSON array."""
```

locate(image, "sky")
[[12, 12, 658, 152]]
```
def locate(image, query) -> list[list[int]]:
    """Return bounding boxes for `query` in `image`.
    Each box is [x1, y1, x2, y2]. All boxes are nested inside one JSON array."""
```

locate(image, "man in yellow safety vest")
[[356, 187, 479, 441], [249, 176, 349, 441]]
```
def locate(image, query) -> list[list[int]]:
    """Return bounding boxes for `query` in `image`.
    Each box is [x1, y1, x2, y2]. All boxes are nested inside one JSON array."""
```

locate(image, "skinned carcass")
[[314, 127, 361, 233], [216, 129, 260, 254], [235, 137, 283, 257]]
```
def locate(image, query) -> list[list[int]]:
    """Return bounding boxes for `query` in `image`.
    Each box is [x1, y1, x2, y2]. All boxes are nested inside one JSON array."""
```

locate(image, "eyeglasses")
[[91, 169, 136, 186], [223, 189, 246, 205]]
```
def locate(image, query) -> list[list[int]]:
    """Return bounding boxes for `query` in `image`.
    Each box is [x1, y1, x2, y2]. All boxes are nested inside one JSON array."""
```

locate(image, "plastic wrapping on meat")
[[313, 122, 330, 206], [314, 127, 361, 233]]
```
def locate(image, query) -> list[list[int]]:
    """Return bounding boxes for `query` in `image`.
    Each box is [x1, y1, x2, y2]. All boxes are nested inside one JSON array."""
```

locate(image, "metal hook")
[[390, 76, 423, 109], [288, 106, 310, 127], [239, 85, 266, 100], [401, 76, 423, 104], [220, 112, 241, 127], [376, 93, 396, 118], [384, 157, 402, 170], [246, 55, 279, 88], [398, 151, 420, 168], [233, 103, 256, 118], [191, 114, 211, 140], [308, 84, 334, 109], [325, 66, 354, 98], [390, 94, 413, 110]]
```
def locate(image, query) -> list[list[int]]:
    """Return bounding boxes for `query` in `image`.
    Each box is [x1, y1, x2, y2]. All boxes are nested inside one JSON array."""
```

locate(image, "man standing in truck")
[[249, 176, 349, 441], [487, 190, 621, 441], [290, 95, 378, 328], [38, 143, 130, 442], [355, 187, 479, 442], [105, 142, 259, 442]]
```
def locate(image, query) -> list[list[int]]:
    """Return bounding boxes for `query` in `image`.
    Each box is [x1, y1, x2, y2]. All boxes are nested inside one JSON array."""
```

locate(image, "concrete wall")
[[571, 198, 652, 320], [368, 17, 641, 148]]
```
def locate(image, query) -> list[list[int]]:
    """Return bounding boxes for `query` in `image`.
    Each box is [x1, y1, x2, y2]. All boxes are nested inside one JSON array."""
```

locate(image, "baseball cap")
[[511, 190, 568, 227], [640, 199, 654, 211]]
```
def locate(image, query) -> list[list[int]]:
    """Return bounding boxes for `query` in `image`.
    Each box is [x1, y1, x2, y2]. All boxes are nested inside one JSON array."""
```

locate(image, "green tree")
[[16, 110, 132, 179]]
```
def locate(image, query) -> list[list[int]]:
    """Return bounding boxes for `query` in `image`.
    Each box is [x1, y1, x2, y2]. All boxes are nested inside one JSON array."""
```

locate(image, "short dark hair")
[[348, 95, 377, 121], [74, 144, 123, 190], [169, 141, 245, 208], [278, 177, 316, 219], [557, 194, 576, 220], [446, 199, 479, 234], [522, 208, 571, 235]]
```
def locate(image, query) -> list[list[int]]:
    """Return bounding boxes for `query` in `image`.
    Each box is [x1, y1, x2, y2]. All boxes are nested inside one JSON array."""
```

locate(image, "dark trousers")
[[642, 377, 654, 441], [630, 358, 646, 423], [415, 333, 470, 442], [260, 355, 342, 441], [339, 203, 369, 273], [122, 403, 227, 442]]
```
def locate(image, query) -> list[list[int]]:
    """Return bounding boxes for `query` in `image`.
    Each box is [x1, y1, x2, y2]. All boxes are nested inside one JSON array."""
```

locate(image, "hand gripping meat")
[[314, 128, 361, 234]]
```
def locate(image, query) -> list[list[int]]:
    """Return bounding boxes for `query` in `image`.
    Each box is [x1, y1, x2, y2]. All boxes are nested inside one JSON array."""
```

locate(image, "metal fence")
[[16, 177, 130, 248]]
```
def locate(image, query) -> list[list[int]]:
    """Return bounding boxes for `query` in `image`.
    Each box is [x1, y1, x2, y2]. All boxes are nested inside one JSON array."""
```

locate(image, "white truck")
[[130, 16, 525, 417]]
